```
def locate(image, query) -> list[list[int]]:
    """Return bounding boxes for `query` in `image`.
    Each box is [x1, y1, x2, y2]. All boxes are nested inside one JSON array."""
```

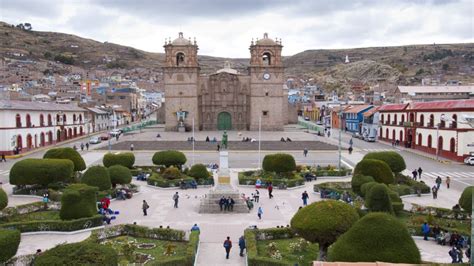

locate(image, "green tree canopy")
[[152, 150, 187, 168], [262, 153, 296, 174], [43, 147, 86, 171], [10, 158, 74, 186], [353, 159, 394, 184], [363, 151, 406, 173], [81, 166, 111, 191]]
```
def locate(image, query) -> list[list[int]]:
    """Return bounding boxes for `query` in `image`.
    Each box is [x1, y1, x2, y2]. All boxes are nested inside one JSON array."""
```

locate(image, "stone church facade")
[[163, 32, 291, 131]]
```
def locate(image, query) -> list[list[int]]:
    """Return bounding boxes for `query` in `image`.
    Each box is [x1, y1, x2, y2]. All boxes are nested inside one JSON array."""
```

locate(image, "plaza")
[[0, 123, 471, 265]]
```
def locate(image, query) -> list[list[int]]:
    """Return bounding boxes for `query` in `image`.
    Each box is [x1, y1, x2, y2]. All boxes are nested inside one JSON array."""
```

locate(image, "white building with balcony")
[[0, 100, 89, 155]]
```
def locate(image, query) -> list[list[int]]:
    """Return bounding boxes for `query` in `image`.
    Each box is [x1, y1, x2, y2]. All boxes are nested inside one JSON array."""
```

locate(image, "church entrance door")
[[217, 112, 232, 130]]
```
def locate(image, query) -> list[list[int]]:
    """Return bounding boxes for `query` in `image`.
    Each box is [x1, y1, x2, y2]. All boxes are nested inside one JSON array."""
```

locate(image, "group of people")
[[180, 179, 197, 189], [241, 137, 256, 142], [421, 222, 471, 263], [280, 137, 292, 142], [73, 142, 89, 151], [98, 196, 117, 224], [219, 196, 236, 211], [223, 236, 247, 259], [204, 136, 218, 142], [0, 154, 6, 162], [116, 188, 132, 200]]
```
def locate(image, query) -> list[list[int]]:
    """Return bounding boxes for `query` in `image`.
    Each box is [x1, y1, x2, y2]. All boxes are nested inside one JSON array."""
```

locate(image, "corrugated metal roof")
[[409, 99, 474, 110], [344, 105, 372, 114], [0, 100, 86, 112], [378, 103, 409, 111], [363, 106, 380, 117], [87, 107, 109, 114]]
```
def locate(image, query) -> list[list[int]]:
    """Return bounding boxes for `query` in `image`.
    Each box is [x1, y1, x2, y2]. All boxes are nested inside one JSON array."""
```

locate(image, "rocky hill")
[[1, 21, 473, 90]]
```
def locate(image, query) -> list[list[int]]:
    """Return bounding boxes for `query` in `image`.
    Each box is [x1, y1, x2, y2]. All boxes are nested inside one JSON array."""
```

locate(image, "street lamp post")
[[338, 108, 342, 170], [258, 115, 262, 168]]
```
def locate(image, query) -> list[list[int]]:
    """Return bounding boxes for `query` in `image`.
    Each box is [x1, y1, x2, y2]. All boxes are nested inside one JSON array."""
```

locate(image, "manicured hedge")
[[152, 150, 187, 167], [0, 229, 20, 263], [459, 186, 473, 212], [60, 184, 98, 220], [35, 242, 118, 266], [188, 164, 211, 180], [365, 183, 393, 213], [262, 153, 296, 173], [351, 175, 374, 195], [108, 165, 132, 185], [363, 151, 406, 173], [10, 158, 74, 186], [103, 152, 135, 168], [43, 147, 86, 172], [328, 212, 421, 263], [81, 166, 111, 191], [0, 215, 103, 232], [388, 190, 403, 214], [0, 188, 7, 211], [353, 159, 394, 184], [360, 181, 378, 197], [238, 173, 305, 188], [162, 166, 182, 180], [147, 174, 213, 188]]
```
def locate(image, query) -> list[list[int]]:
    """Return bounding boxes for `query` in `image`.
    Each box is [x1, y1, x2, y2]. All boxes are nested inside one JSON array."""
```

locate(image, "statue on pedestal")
[[221, 131, 228, 149]]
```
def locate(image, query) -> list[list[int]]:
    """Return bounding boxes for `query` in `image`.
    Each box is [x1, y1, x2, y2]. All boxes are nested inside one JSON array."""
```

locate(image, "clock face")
[[263, 73, 270, 80]]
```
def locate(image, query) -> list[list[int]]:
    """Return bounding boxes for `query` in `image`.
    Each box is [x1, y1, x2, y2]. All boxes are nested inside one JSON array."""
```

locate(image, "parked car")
[[100, 134, 110, 140], [316, 121, 323, 125], [352, 132, 362, 139], [304, 117, 310, 121], [109, 129, 121, 137], [89, 136, 102, 144], [365, 136, 376, 142], [464, 156, 474, 166]]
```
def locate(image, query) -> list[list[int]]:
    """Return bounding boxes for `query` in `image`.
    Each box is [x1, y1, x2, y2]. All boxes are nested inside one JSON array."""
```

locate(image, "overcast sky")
[[1, 0, 472, 57]]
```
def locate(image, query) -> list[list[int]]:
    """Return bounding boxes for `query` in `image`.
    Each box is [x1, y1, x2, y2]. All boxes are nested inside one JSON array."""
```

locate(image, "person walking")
[[417, 167, 423, 179], [219, 196, 225, 211], [432, 185, 438, 199], [435, 176, 442, 190], [446, 176, 451, 189], [0, 154, 6, 162], [130, 143, 134, 151], [217, 144, 220, 152], [254, 190, 260, 203], [173, 192, 179, 208], [257, 206, 263, 220], [238, 235, 246, 257], [142, 200, 149, 216], [80, 143, 84, 151], [412, 169, 418, 180], [303, 148, 308, 157], [267, 183, 273, 199], [348, 146, 353, 155], [223, 236, 232, 259], [85, 143, 89, 151], [449, 246, 458, 263], [421, 222, 430, 241], [302, 191, 309, 206]]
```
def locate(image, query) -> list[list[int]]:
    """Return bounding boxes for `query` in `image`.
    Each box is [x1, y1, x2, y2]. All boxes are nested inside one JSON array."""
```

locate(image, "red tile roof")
[[378, 103, 409, 111], [409, 99, 474, 110], [363, 106, 380, 117], [344, 105, 372, 114]]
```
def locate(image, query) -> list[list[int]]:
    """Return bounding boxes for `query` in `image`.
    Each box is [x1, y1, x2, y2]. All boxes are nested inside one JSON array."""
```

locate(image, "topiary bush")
[[35, 242, 118, 266], [81, 166, 111, 191], [363, 151, 406, 173], [353, 159, 394, 184], [351, 175, 374, 196], [152, 150, 187, 168], [103, 152, 135, 168], [388, 190, 404, 214], [0, 188, 8, 211], [10, 158, 74, 186], [365, 183, 393, 214], [188, 164, 211, 180], [60, 184, 98, 220], [43, 147, 86, 172], [328, 212, 421, 263], [162, 166, 182, 180], [262, 153, 296, 174], [108, 165, 132, 185], [291, 200, 359, 261], [0, 229, 20, 263], [360, 181, 378, 197], [459, 186, 473, 212]]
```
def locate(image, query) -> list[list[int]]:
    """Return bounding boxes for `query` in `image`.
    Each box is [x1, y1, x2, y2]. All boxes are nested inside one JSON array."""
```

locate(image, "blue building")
[[343, 105, 373, 133]]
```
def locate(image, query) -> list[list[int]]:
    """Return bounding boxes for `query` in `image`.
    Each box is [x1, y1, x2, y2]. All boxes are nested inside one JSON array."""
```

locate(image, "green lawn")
[[0, 210, 60, 223], [256, 237, 319, 266], [101, 236, 188, 265]]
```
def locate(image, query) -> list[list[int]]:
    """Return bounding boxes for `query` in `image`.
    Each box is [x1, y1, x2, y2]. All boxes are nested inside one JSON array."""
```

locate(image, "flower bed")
[[298, 165, 352, 177], [238, 171, 305, 188], [313, 182, 357, 199], [398, 210, 471, 237], [245, 227, 318, 266], [147, 173, 214, 188], [0, 215, 103, 232], [394, 174, 430, 195]]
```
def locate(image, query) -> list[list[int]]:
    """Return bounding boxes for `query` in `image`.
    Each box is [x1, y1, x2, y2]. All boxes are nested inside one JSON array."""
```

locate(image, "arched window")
[[409, 113, 414, 123], [392, 129, 396, 140], [176, 52, 185, 66], [428, 135, 432, 148], [16, 135, 23, 150], [56, 114, 60, 123], [48, 131, 53, 144], [418, 133, 422, 146], [40, 132, 45, 146], [419, 114, 424, 127], [26, 114, 31, 127], [438, 136, 444, 151], [16, 114, 22, 128], [48, 114, 52, 126], [26, 134, 33, 149], [68, 128, 72, 138], [381, 114, 384, 123], [79, 114, 83, 123], [440, 118, 445, 128], [73, 114, 76, 124], [63, 114, 67, 123], [452, 114, 457, 128], [401, 114, 405, 123], [385, 128, 389, 139], [262, 52, 272, 66], [387, 114, 391, 125], [450, 138, 456, 153], [429, 114, 434, 127], [39, 114, 44, 126], [399, 130, 403, 142], [394, 114, 397, 125], [379, 128, 382, 138]]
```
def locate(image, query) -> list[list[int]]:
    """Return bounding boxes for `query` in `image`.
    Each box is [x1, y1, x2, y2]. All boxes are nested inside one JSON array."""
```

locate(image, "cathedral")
[[163, 32, 292, 131]]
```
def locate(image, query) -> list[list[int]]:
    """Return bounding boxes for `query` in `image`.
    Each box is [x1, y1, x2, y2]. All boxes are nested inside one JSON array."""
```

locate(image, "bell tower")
[[249, 33, 285, 130], [163, 32, 200, 131]]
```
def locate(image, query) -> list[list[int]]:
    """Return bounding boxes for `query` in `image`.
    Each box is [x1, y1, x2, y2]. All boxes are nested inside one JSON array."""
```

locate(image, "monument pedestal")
[[198, 151, 249, 213]]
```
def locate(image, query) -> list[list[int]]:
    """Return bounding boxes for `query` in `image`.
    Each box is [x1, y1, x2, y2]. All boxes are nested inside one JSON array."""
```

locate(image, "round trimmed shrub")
[[152, 150, 187, 167], [353, 159, 394, 184], [363, 151, 406, 173], [0, 229, 20, 263], [291, 200, 359, 260], [188, 164, 210, 180], [162, 166, 182, 180], [43, 147, 86, 172], [360, 181, 378, 197], [60, 184, 98, 220], [0, 188, 8, 211], [35, 242, 117, 266], [351, 175, 374, 196], [81, 166, 111, 191], [365, 183, 393, 213], [262, 153, 296, 174], [103, 152, 135, 168], [10, 158, 74, 186], [328, 212, 421, 263], [108, 165, 132, 185], [459, 186, 473, 212]]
